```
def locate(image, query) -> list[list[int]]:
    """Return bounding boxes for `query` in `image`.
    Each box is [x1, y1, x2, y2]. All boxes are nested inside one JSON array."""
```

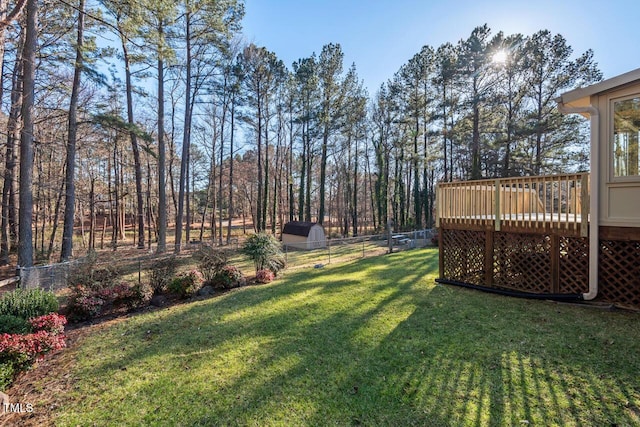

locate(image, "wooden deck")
[[437, 173, 640, 309], [437, 173, 589, 237]]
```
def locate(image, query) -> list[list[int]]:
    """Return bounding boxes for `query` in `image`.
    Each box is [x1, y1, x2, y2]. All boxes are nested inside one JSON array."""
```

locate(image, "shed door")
[[310, 227, 322, 247]]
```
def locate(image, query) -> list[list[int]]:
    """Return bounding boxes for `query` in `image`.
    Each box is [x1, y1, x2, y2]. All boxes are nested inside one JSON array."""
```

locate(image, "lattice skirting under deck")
[[440, 228, 640, 309], [599, 239, 640, 308]]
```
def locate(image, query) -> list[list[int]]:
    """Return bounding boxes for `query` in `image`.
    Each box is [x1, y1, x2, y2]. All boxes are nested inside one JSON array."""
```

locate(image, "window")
[[613, 97, 640, 177]]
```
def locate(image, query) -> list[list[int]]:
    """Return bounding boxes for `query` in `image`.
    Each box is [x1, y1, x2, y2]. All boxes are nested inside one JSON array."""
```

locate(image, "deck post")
[[494, 179, 501, 231], [580, 174, 589, 238], [435, 185, 440, 228]]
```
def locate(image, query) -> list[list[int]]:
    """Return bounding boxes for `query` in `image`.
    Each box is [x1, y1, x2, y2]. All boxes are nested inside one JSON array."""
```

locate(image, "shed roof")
[[282, 221, 320, 237], [557, 67, 640, 108]]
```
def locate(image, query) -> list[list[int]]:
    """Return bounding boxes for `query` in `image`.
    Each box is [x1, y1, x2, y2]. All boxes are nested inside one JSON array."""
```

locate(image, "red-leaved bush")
[[0, 313, 67, 389], [211, 265, 246, 289], [0, 331, 67, 362], [97, 283, 135, 302], [255, 269, 275, 284], [28, 313, 67, 335], [69, 282, 145, 319]]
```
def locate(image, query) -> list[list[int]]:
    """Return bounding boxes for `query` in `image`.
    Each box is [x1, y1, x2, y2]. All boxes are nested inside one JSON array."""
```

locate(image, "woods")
[[0, 0, 602, 267]]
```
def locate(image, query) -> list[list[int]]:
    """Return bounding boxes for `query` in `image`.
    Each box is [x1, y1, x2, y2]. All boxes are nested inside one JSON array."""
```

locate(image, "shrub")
[[168, 270, 205, 298], [211, 265, 246, 290], [68, 253, 119, 289], [28, 313, 67, 335], [130, 282, 153, 308], [0, 331, 66, 370], [0, 361, 16, 390], [241, 233, 286, 274], [68, 285, 105, 320], [0, 314, 67, 388], [0, 288, 59, 320], [149, 256, 178, 295], [0, 315, 32, 335], [69, 281, 147, 319], [255, 269, 275, 284], [97, 283, 135, 305], [193, 245, 229, 283]]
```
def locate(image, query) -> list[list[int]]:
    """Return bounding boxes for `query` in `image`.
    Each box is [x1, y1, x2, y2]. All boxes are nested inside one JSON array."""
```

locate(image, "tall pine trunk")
[[226, 97, 236, 244], [157, 20, 167, 253], [175, 10, 192, 252], [18, 0, 37, 267], [120, 36, 145, 249], [61, 0, 85, 261], [1, 28, 23, 265]]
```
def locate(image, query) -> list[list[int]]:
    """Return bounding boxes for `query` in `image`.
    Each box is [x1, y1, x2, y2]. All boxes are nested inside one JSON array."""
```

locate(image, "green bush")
[[193, 245, 229, 283], [149, 256, 178, 295], [241, 233, 286, 274], [130, 282, 153, 308], [0, 314, 32, 334], [0, 361, 16, 390], [0, 288, 59, 320], [68, 253, 119, 289], [168, 270, 205, 298]]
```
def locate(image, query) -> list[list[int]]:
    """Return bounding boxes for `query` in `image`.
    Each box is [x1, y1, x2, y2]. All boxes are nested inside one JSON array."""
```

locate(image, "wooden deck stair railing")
[[436, 173, 590, 237]]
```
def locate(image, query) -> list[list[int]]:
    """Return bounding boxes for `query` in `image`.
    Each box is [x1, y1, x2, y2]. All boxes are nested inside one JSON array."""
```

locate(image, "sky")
[[241, 0, 640, 95]]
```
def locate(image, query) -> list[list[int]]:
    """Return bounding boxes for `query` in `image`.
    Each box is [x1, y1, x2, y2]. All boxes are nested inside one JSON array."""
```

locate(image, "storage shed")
[[281, 221, 326, 250]]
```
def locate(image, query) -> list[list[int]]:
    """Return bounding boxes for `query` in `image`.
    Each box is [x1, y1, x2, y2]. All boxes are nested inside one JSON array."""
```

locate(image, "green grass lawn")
[[51, 248, 639, 426]]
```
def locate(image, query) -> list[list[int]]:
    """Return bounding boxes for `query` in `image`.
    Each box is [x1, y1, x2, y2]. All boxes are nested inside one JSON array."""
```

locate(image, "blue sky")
[[242, 0, 640, 95]]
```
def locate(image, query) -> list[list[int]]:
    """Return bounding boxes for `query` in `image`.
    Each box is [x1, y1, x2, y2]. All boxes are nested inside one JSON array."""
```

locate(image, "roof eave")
[[559, 67, 640, 105]]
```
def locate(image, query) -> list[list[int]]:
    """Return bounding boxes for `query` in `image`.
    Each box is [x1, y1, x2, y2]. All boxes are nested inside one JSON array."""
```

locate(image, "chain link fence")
[[12, 229, 436, 290], [17, 258, 83, 291], [283, 229, 436, 269]]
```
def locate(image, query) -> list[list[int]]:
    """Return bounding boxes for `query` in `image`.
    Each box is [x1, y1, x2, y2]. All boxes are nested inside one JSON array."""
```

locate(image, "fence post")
[[328, 239, 331, 264], [362, 237, 365, 258]]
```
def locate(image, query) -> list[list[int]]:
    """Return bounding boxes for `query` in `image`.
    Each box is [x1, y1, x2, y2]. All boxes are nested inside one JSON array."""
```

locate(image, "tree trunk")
[[0, 29, 23, 264], [297, 126, 306, 221], [218, 75, 227, 245], [61, 0, 85, 261], [262, 119, 269, 232], [18, 0, 37, 267], [256, 91, 263, 232], [186, 150, 191, 243], [121, 35, 145, 249], [46, 176, 65, 261], [89, 178, 95, 252], [318, 129, 328, 225], [175, 10, 192, 252], [471, 75, 482, 180], [226, 98, 235, 244], [352, 138, 359, 236], [288, 103, 294, 223], [156, 20, 167, 253]]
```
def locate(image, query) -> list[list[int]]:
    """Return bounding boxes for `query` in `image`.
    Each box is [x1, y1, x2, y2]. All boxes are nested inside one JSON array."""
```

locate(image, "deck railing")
[[436, 173, 589, 237]]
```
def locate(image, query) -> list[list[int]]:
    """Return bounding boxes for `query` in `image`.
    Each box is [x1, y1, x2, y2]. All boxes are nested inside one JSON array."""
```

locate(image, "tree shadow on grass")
[[58, 248, 640, 426]]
